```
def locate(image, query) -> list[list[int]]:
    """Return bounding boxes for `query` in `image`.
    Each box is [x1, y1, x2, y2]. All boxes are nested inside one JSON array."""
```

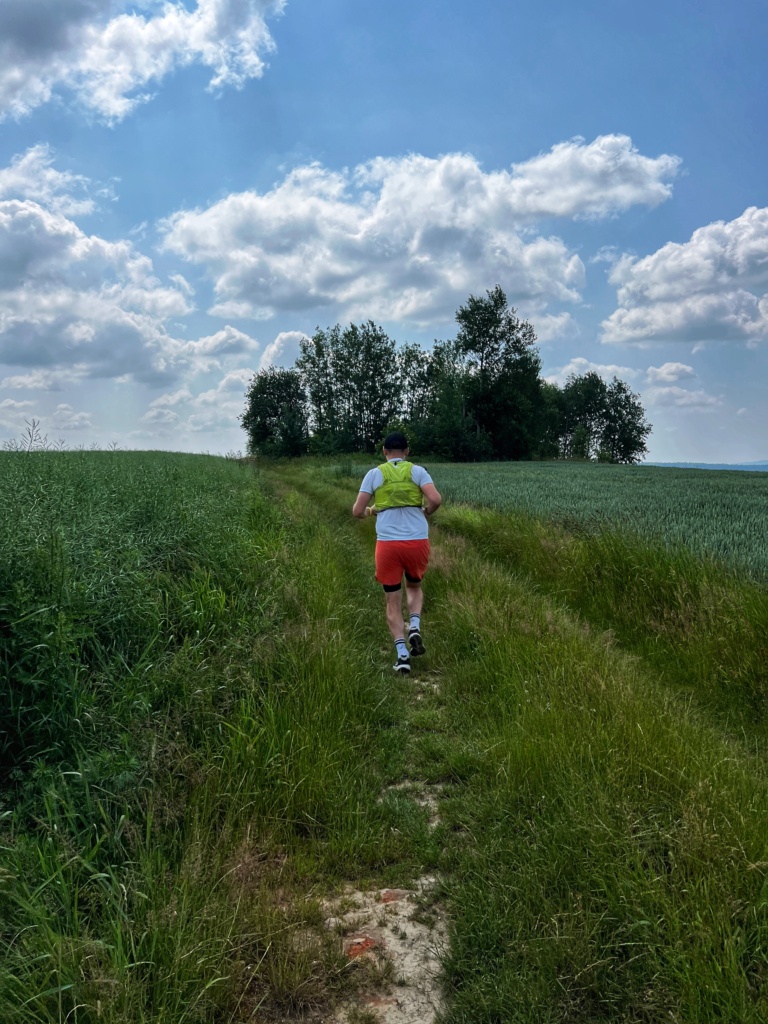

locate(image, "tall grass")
[[5, 451, 768, 1022], [0, 453, 432, 1022], [437, 503, 768, 732], [428, 539, 768, 1021], [270, 459, 768, 1021]]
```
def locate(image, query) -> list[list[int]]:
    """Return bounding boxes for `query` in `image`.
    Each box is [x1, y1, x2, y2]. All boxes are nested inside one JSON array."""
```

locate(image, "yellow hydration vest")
[[373, 460, 423, 513]]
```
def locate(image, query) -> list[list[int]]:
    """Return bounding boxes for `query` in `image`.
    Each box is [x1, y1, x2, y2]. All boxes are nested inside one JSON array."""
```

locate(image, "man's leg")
[[384, 586, 410, 673], [385, 587, 406, 641], [405, 580, 426, 655], [405, 581, 423, 619]]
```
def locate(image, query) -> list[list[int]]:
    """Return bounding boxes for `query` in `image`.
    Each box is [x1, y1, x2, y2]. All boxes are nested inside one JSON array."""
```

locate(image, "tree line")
[[241, 286, 651, 463]]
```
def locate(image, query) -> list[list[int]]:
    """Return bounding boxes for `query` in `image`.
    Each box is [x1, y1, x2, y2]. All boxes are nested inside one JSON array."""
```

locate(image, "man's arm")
[[421, 482, 442, 516], [352, 490, 374, 518]]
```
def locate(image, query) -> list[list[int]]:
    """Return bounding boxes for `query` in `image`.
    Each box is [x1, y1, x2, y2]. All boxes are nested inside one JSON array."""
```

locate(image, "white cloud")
[[171, 325, 259, 358], [149, 387, 193, 408], [162, 136, 679, 326], [0, 0, 286, 122], [259, 330, 310, 369], [191, 367, 254, 407], [591, 246, 621, 265], [141, 366, 255, 434], [0, 194, 193, 384], [141, 407, 180, 425], [645, 386, 722, 409], [0, 367, 85, 389], [544, 355, 640, 387], [0, 397, 35, 431], [602, 207, 768, 345], [645, 362, 695, 384], [0, 398, 34, 411], [52, 402, 92, 429], [501, 134, 680, 220], [533, 312, 574, 342], [0, 144, 101, 216]]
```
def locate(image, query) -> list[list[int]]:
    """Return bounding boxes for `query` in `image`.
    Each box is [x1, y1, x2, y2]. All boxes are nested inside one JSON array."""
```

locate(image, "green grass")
[[3, 451, 768, 1022], [0, 452, 436, 1022], [433, 460, 768, 578], [275, 458, 768, 1021]]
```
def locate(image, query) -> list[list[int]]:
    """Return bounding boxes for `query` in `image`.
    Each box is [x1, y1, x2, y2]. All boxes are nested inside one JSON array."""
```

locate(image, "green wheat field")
[[1, 451, 767, 1023]]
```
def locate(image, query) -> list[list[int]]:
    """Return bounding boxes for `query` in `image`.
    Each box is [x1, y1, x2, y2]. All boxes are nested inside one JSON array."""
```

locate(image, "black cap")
[[383, 431, 408, 450]]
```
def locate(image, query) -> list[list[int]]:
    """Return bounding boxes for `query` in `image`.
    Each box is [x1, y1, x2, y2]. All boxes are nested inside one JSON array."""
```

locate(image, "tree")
[[455, 285, 542, 459], [297, 322, 400, 452], [397, 342, 432, 425], [601, 378, 652, 464], [559, 372, 651, 463], [412, 339, 493, 460], [560, 372, 608, 460], [294, 327, 337, 443], [241, 367, 309, 457], [535, 382, 564, 460]]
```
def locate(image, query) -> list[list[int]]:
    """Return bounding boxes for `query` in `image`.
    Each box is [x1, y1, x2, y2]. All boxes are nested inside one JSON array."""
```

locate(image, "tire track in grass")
[[270, 462, 768, 1024]]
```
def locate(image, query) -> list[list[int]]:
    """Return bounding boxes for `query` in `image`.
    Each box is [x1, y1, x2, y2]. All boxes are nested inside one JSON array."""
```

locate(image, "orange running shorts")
[[375, 539, 431, 590]]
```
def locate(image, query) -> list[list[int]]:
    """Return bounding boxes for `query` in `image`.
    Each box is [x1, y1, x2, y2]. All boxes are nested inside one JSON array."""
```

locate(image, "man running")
[[352, 431, 442, 673]]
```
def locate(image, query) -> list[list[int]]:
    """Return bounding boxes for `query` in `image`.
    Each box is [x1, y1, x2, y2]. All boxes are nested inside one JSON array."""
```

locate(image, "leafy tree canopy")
[[241, 287, 651, 464]]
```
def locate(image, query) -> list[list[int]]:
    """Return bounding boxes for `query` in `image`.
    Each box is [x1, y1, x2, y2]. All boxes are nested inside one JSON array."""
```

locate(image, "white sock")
[[409, 614, 421, 633], [395, 637, 408, 659]]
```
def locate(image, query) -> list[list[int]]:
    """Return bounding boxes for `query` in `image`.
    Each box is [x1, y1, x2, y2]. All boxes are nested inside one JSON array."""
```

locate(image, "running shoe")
[[393, 655, 411, 674], [409, 630, 426, 657]]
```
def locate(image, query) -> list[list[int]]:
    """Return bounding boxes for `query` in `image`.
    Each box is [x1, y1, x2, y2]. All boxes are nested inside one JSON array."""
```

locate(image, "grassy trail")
[[3, 454, 767, 1023], [270, 461, 768, 1024]]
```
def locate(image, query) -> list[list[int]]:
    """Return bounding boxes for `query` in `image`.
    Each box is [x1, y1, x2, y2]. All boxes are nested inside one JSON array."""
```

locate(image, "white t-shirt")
[[359, 458, 433, 541]]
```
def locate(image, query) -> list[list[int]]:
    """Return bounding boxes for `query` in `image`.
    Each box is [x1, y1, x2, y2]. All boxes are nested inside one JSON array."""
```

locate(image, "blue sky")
[[1, 0, 766, 461]]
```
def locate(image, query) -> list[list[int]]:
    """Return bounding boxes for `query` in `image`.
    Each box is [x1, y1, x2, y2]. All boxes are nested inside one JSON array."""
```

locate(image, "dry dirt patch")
[[324, 877, 447, 1024]]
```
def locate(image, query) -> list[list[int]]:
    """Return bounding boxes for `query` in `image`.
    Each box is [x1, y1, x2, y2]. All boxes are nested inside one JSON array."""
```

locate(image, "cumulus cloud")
[[0, 194, 194, 384], [0, 144, 101, 216], [142, 366, 255, 434], [171, 325, 259, 358], [0, 367, 85, 389], [0, 397, 34, 411], [501, 134, 680, 220], [533, 312, 574, 343], [52, 402, 92, 429], [195, 372, 252, 405], [644, 386, 722, 409], [602, 207, 768, 345], [0, 396, 35, 430], [162, 136, 679, 326], [544, 355, 641, 387], [148, 387, 193, 408], [0, 0, 285, 122], [645, 362, 695, 384], [141, 407, 180, 425], [259, 330, 310, 369]]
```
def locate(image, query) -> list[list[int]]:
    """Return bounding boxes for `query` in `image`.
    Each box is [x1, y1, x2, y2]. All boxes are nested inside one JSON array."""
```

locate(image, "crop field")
[[432, 460, 768, 578], [2, 451, 768, 1023]]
